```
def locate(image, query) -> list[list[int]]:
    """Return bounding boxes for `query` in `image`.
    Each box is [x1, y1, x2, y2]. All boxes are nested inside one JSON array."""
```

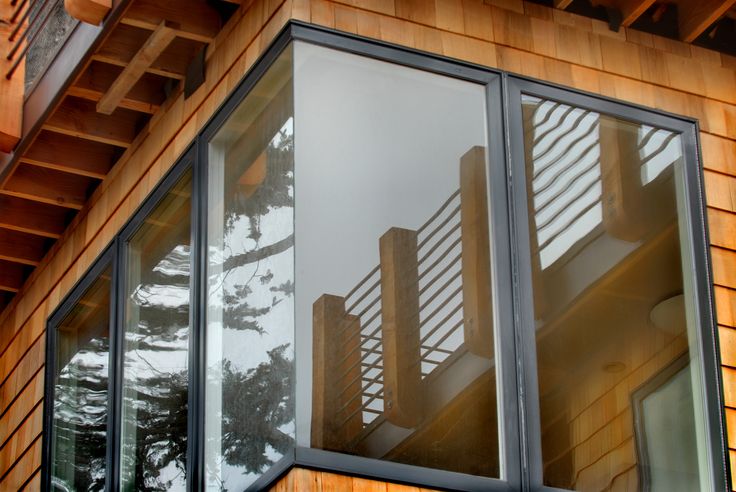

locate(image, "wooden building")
[[0, 0, 734, 490]]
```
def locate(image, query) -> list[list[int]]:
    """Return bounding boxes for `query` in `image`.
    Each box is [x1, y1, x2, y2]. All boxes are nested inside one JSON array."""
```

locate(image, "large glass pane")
[[521, 95, 710, 490], [294, 43, 498, 478], [205, 47, 294, 490], [51, 268, 111, 491], [120, 170, 192, 491]]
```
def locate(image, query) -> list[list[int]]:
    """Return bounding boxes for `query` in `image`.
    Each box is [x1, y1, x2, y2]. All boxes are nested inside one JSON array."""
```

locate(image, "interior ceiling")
[[0, 0, 732, 316]]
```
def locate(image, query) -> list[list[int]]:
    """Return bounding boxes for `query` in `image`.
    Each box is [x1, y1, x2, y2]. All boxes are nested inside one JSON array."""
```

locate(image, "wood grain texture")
[[0, 0, 735, 489]]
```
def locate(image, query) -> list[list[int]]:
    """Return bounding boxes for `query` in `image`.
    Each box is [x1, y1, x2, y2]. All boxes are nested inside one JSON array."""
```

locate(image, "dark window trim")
[[505, 76, 728, 492], [40, 20, 728, 492], [631, 352, 691, 491], [42, 242, 117, 492]]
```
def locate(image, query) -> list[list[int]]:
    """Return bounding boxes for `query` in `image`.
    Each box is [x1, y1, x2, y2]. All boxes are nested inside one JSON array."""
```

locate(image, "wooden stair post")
[[460, 146, 494, 358], [311, 294, 363, 450], [599, 116, 676, 243], [380, 227, 423, 428], [0, 1, 25, 153]]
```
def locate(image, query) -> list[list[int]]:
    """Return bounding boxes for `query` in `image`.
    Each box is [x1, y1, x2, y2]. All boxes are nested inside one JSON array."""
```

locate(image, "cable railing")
[[527, 98, 682, 270], [327, 189, 466, 430], [310, 146, 492, 454], [4, 0, 77, 91]]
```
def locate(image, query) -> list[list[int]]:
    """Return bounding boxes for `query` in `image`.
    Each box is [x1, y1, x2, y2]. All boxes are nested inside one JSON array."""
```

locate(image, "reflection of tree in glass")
[[220, 127, 294, 334], [220, 344, 294, 473], [53, 338, 108, 491]]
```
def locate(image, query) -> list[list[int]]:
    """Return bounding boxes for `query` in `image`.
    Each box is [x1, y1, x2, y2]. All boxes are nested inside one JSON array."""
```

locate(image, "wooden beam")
[[380, 227, 423, 428], [311, 295, 363, 450], [64, 0, 111, 26], [120, 0, 222, 44], [460, 147, 494, 359], [69, 61, 165, 114], [92, 24, 193, 81], [0, 229, 46, 266], [2, 164, 91, 210], [0, 7, 24, 152], [0, 195, 68, 238], [619, 0, 658, 26], [0, 260, 24, 293], [20, 131, 117, 179], [97, 21, 177, 115], [43, 96, 139, 148], [554, 0, 574, 10], [679, 0, 736, 42]]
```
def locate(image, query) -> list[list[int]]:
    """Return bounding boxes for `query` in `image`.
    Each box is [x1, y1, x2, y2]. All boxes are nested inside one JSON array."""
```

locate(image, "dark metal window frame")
[[40, 20, 728, 492]]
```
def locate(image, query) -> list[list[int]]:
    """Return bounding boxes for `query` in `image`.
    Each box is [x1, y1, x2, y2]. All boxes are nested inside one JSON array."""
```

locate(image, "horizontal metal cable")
[[532, 136, 599, 197], [537, 197, 600, 252], [344, 265, 380, 303], [534, 156, 600, 215], [418, 251, 461, 294], [417, 204, 461, 250], [418, 221, 461, 265], [417, 190, 460, 234], [419, 285, 462, 329], [421, 319, 464, 359], [344, 277, 381, 316], [420, 302, 463, 345], [535, 177, 601, 233], [532, 121, 599, 188], [532, 104, 576, 151], [419, 269, 462, 313]]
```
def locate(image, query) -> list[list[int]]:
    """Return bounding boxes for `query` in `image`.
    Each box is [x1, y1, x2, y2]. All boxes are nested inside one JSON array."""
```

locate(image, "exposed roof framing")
[[0, 0, 232, 313], [547, 0, 736, 50]]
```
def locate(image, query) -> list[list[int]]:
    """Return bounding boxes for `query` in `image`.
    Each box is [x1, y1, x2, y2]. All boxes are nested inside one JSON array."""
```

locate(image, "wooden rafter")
[[554, 0, 574, 10], [0, 229, 47, 266], [20, 131, 118, 180], [0, 195, 68, 239], [69, 61, 165, 114], [64, 0, 112, 26], [120, 0, 222, 44], [2, 164, 92, 210], [679, 0, 736, 42], [0, 260, 24, 293], [90, 24, 194, 81], [98, 21, 177, 115], [619, 0, 659, 26], [43, 96, 139, 148]]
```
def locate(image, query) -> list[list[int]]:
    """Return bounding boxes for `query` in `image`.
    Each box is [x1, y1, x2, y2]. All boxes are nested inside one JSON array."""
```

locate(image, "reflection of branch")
[[221, 234, 294, 272], [147, 234, 295, 285]]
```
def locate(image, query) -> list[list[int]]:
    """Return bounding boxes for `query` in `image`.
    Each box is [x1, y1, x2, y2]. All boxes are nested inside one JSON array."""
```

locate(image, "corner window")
[[519, 95, 713, 490], [47, 261, 112, 492], [43, 24, 728, 492]]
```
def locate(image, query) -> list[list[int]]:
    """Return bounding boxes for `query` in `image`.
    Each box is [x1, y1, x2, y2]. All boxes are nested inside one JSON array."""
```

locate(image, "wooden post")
[[0, 2, 24, 153], [380, 227, 422, 428], [460, 146, 494, 359], [64, 0, 112, 26], [311, 295, 363, 450]]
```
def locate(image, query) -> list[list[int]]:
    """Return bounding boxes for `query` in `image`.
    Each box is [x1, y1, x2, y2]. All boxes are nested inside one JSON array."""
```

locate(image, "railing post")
[[380, 227, 422, 428], [599, 116, 652, 242], [460, 146, 494, 358], [311, 294, 363, 450], [0, 1, 24, 153]]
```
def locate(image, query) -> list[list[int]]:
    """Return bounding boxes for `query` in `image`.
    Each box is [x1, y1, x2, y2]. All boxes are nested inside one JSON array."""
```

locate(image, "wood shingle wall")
[[0, 0, 733, 490]]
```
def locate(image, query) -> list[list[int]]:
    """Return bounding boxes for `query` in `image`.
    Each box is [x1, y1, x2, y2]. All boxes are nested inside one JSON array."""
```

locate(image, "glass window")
[[205, 47, 295, 491], [521, 95, 711, 491], [43, 29, 725, 492], [120, 170, 192, 491], [49, 266, 111, 492], [293, 42, 497, 478]]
